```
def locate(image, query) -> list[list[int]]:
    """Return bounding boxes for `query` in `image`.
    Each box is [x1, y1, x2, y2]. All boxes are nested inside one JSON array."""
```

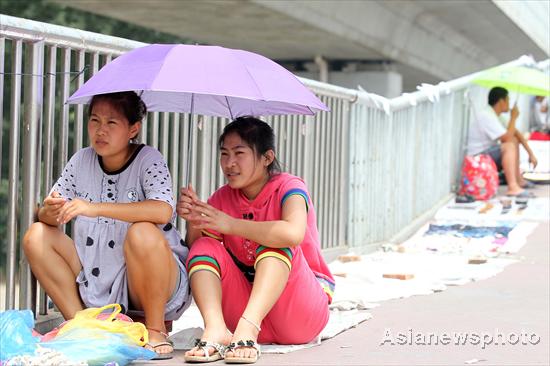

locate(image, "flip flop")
[[521, 181, 537, 189], [147, 340, 174, 360], [224, 340, 261, 364], [506, 190, 535, 198], [146, 328, 174, 360], [184, 339, 226, 363]]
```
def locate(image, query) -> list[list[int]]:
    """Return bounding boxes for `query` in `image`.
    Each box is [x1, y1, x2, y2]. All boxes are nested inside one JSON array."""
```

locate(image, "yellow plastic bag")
[[56, 304, 148, 346]]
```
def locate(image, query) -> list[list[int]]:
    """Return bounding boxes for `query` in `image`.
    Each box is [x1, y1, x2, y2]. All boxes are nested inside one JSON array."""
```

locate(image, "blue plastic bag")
[[42, 327, 156, 366], [0, 310, 39, 361]]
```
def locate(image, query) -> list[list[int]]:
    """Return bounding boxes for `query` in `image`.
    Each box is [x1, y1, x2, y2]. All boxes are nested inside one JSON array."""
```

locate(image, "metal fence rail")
[[0, 14, 543, 316], [347, 91, 470, 249]]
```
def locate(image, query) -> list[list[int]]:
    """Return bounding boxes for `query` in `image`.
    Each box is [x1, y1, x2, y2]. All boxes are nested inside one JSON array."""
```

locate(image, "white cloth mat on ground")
[[329, 251, 517, 307], [169, 304, 371, 354]]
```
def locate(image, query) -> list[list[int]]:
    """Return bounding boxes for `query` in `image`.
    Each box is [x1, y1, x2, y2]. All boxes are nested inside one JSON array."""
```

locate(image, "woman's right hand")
[[177, 185, 199, 220], [42, 191, 67, 221]]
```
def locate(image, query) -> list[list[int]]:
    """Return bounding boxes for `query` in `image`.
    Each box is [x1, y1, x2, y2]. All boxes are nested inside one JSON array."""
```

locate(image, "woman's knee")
[[124, 222, 167, 256], [254, 247, 293, 272], [22, 222, 50, 257], [188, 237, 225, 257], [187, 237, 228, 274]]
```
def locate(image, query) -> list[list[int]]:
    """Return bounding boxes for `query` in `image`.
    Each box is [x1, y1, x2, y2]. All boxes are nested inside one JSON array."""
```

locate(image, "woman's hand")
[[529, 153, 538, 170], [57, 198, 97, 224], [42, 191, 67, 221], [188, 201, 236, 235], [177, 185, 200, 220]]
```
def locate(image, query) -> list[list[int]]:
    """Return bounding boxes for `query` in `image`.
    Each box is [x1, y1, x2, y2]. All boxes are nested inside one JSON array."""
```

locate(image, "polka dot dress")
[[51, 145, 190, 319]]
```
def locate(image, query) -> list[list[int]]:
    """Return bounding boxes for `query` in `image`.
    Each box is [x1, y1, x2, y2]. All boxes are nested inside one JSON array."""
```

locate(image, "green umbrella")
[[473, 65, 550, 96]]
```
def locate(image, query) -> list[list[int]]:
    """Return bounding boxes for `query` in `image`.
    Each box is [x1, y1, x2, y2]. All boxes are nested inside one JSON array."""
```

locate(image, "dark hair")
[[88, 91, 147, 125], [488, 87, 508, 106], [219, 116, 282, 175]]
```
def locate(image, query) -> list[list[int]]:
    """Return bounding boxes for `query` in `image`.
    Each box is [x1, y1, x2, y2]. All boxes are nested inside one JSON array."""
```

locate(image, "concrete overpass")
[[53, 0, 549, 96]]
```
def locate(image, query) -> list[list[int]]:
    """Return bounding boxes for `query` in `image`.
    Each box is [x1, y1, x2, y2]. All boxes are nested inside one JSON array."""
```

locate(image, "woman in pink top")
[[178, 117, 334, 364]]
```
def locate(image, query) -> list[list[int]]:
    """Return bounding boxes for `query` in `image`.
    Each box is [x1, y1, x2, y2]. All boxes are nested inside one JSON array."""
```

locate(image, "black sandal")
[[224, 340, 261, 364], [184, 338, 226, 363]]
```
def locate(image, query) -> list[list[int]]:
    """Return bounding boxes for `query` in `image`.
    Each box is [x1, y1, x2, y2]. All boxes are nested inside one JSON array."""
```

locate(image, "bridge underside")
[[54, 0, 548, 92]]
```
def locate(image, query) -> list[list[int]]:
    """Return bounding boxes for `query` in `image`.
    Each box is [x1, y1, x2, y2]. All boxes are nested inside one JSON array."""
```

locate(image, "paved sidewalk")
[[139, 185, 549, 365]]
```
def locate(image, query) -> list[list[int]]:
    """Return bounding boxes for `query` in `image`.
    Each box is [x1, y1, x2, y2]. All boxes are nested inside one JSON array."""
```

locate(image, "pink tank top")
[[203, 173, 334, 299]]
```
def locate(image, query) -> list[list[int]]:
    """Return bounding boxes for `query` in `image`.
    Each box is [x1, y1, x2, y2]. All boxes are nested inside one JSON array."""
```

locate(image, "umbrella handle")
[[185, 94, 195, 187], [186, 117, 193, 187]]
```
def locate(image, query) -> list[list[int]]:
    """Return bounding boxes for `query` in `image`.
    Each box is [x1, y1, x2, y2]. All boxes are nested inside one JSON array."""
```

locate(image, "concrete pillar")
[[329, 70, 402, 98], [296, 59, 403, 98], [314, 55, 329, 83]]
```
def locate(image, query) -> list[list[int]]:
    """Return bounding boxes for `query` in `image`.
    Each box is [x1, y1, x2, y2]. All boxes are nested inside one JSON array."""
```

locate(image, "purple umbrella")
[[67, 44, 328, 118]]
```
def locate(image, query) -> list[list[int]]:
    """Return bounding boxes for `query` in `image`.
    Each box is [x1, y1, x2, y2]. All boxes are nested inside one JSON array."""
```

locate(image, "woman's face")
[[220, 133, 270, 196], [87, 99, 140, 159]]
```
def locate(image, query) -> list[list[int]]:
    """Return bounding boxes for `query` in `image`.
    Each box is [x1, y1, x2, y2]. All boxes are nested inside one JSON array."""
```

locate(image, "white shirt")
[[531, 97, 549, 131], [467, 106, 507, 155]]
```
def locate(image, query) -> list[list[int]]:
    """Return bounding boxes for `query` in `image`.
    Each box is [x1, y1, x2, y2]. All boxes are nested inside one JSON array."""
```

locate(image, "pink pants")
[[186, 237, 330, 344]]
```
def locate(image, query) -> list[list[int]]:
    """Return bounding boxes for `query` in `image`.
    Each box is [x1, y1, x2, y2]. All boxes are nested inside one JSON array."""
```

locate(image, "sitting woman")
[[23, 91, 190, 359], [178, 117, 334, 364]]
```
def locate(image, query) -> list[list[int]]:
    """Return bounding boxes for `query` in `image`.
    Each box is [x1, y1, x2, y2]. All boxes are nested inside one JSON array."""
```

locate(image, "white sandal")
[[224, 340, 261, 364], [184, 339, 226, 363]]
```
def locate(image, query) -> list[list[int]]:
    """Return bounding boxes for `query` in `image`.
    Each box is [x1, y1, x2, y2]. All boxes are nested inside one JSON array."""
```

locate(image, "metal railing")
[[0, 14, 543, 316], [347, 90, 469, 248]]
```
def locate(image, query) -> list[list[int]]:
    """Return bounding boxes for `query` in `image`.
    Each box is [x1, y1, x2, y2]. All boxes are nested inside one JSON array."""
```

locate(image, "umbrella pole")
[[186, 93, 195, 187], [225, 96, 234, 120], [512, 85, 519, 108]]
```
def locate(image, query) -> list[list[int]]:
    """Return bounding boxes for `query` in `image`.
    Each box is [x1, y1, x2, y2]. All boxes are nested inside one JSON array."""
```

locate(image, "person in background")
[[467, 87, 538, 197], [529, 95, 549, 134]]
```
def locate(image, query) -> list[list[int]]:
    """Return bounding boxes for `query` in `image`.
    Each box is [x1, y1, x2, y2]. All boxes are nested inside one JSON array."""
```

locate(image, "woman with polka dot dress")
[[23, 91, 189, 359], [178, 117, 334, 364]]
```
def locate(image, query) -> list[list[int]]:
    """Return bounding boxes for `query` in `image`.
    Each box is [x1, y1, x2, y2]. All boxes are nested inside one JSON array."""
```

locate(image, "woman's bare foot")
[[146, 327, 173, 355], [225, 317, 260, 361], [184, 326, 232, 358]]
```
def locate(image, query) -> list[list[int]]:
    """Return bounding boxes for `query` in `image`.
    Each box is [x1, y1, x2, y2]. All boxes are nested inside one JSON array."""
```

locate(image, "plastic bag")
[[41, 306, 134, 342], [0, 310, 39, 361], [56, 303, 148, 346], [0, 310, 39, 360], [42, 327, 156, 366], [458, 154, 498, 200], [1, 305, 155, 366]]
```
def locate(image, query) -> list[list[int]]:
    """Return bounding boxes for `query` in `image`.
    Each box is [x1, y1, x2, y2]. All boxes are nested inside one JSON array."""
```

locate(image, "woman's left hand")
[[187, 201, 235, 235], [57, 198, 98, 224]]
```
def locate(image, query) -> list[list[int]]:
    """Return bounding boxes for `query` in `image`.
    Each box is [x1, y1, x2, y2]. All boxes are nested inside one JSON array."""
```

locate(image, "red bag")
[[458, 154, 498, 200], [529, 131, 550, 141]]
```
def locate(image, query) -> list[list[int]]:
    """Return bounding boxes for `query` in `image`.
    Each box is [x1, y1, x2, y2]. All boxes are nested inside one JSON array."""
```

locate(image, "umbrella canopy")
[[67, 44, 328, 118], [473, 65, 550, 97]]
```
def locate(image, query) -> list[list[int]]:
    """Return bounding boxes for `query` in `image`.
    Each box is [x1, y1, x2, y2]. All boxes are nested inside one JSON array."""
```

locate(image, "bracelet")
[[241, 315, 261, 332], [146, 327, 169, 338]]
